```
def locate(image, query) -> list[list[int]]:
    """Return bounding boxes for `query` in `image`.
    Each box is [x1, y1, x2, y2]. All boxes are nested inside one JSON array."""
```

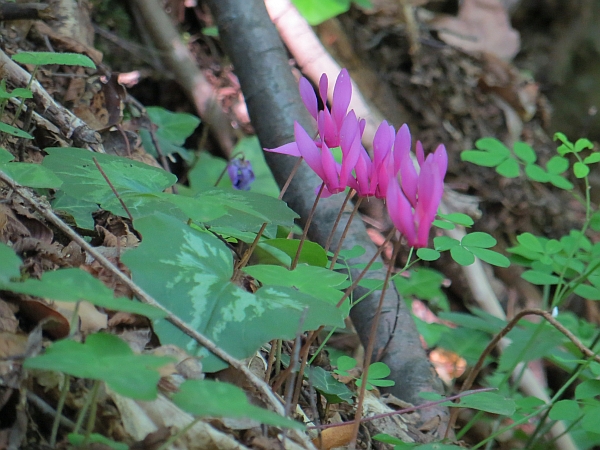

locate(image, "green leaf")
[[575, 138, 594, 153], [437, 212, 474, 227], [549, 400, 580, 421], [394, 268, 447, 309], [366, 361, 392, 380], [432, 219, 455, 230], [0, 148, 13, 164], [11, 88, 32, 99], [461, 232, 497, 248], [434, 236, 460, 251], [416, 248, 440, 261], [290, 0, 350, 25], [517, 232, 544, 253], [2, 268, 166, 319], [575, 380, 600, 399], [1, 162, 62, 188], [259, 238, 327, 267], [469, 247, 510, 267], [243, 264, 349, 311], [525, 164, 550, 182], [0, 121, 34, 139], [0, 243, 21, 283], [173, 379, 303, 429], [122, 214, 344, 371], [584, 153, 600, 164], [574, 284, 600, 300], [336, 355, 357, 372], [102, 192, 189, 222], [12, 52, 96, 68], [443, 392, 515, 416], [68, 433, 128, 450], [143, 107, 200, 158], [548, 174, 574, 190], [581, 405, 600, 435], [546, 156, 569, 174], [51, 192, 98, 230], [24, 334, 173, 400], [199, 188, 298, 230], [513, 142, 537, 163], [521, 270, 560, 285], [307, 366, 354, 404], [496, 157, 520, 178], [475, 137, 511, 157], [450, 246, 475, 266], [573, 161, 590, 178], [42, 147, 176, 204], [461, 150, 507, 167], [201, 26, 219, 37], [553, 132, 573, 150], [336, 245, 365, 260]]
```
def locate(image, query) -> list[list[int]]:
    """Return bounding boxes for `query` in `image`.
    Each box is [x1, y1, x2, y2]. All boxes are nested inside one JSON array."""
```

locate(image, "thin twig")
[[350, 237, 401, 447], [92, 157, 134, 222], [329, 196, 362, 270], [291, 183, 325, 270], [307, 387, 497, 430], [323, 188, 354, 253]]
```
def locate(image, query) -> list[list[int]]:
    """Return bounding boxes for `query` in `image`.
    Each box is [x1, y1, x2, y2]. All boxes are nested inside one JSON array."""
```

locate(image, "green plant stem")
[[336, 228, 396, 308], [155, 418, 201, 450], [73, 379, 100, 434], [323, 189, 355, 253], [329, 197, 363, 271], [234, 157, 303, 272], [307, 387, 496, 430], [10, 66, 38, 127], [83, 380, 101, 446], [291, 182, 325, 270], [350, 237, 401, 448], [50, 376, 70, 447]]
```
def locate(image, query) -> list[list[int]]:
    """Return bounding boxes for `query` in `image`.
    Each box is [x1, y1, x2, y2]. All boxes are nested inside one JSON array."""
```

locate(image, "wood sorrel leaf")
[[122, 213, 344, 372]]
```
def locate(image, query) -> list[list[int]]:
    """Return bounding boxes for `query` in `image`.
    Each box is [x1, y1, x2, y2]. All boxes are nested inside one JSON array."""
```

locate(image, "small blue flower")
[[227, 158, 255, 190]]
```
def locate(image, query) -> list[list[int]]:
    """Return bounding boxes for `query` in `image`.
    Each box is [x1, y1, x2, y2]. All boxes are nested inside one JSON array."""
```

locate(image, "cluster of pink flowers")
[[265, 69, 447, 249]]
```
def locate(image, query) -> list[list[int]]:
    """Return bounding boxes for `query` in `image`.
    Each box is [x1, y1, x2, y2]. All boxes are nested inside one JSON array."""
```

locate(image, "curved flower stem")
[[234, 157, 303, 272], [351, 236, 401, 448], [291, 182, 325, 270], [336, 227, 396, 308], [324, 189, 355, 253], [329, 196, 363, 271]]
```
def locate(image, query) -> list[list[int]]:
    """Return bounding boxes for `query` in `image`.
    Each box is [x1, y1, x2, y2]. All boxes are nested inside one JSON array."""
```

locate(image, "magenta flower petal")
[[416, 141, 425, 167], [332, 69, 351, 129], [340, 128, 361, 187], [294, 122, 325, 180], [354, 150, 371, 195], [264, 142, 301, 157], [321, 142, 341, 193], [433, 144, 448, 179], [299, 77, 318, 120], [387, 176, 417, 246], [394, 124, 411, 174], [319, 73, 329, 106], [373, 121, 393, 167], [399, 154, 418, 207]]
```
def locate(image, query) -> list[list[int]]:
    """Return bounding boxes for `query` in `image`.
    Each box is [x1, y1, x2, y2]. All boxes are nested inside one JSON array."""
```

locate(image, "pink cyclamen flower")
[[386, 142, 447, 248], [265, 69, 363, 197]]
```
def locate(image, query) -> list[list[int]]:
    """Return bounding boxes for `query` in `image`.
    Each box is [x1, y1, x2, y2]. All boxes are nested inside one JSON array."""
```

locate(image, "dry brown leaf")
[[54, 300, 107, 334], [312, 423, 354, 450], [432, 0, 520, 61], [0, 299, 18, 334]]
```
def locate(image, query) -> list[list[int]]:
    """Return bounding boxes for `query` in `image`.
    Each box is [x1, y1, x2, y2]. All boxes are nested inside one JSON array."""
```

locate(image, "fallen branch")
[[0, 48, 103, 152], [129, 0, 236, 155]]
